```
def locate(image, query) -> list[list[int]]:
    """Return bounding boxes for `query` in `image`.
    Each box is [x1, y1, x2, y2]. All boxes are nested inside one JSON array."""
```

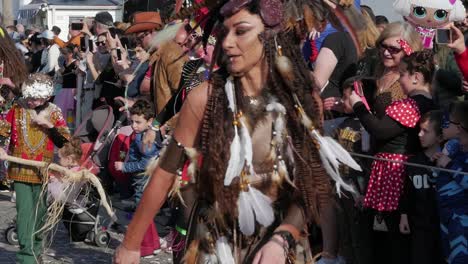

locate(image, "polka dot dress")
[[364, 98, 421, 212], [363, 153, 409, 212]]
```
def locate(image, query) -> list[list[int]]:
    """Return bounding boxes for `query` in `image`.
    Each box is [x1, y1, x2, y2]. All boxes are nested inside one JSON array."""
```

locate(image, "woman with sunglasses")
[[433, 101, 468, 264], [350, 49, 436, 264]]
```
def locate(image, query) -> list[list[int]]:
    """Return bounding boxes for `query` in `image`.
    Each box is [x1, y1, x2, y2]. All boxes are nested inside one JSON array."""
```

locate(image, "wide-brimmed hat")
[[125, 12, 163, 35]]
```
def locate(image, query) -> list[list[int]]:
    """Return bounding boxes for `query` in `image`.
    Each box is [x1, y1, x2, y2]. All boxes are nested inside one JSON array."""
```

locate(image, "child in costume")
[[394, 0, 466, 49], [48, 137, 82, 203], [0, 73, 70, 264], [114, 99, 161, 257], [399, 111, 445, 264]]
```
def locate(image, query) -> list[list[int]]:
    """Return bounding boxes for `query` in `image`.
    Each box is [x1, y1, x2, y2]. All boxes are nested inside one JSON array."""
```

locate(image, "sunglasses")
[[96, 41, 106, 47], [379, 43, 403, 55]]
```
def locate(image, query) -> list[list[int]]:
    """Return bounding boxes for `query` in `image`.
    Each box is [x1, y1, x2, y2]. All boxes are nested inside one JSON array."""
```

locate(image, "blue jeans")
[[132, 175, 149, 205]]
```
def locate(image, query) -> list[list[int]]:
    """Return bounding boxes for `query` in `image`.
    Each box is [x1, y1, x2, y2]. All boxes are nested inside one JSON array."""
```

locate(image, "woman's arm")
[[119, 82, 209, 251], [313, 47, 338, 92], [353, 102, 406, 140]]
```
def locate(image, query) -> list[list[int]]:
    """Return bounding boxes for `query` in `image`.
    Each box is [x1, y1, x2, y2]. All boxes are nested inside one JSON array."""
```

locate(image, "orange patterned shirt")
[[0, 102, 70, 183]]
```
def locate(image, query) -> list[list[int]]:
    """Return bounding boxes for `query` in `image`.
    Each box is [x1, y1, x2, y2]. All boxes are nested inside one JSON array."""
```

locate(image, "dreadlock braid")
[[0, 26, 28, 90], [199, 28, 332, 223]]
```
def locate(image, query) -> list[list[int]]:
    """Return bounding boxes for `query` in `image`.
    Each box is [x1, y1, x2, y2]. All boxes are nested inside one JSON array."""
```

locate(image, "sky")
[[361, 0, 402, 22]]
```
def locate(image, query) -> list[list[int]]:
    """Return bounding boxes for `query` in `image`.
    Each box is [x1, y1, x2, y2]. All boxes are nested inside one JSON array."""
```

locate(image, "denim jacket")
[[122, 132, 160, 174]]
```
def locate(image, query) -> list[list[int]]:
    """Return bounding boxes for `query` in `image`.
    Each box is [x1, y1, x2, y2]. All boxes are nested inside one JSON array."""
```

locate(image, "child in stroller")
[[48, 138, 110, 246]]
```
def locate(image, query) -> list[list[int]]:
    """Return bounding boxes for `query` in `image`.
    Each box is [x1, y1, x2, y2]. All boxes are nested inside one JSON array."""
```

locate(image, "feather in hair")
[[239, 115, 254, 175], [215, 237, 235, 264], [275, 54, 295, 83], [238, 190, 255, 235], [224, 127, 243, 186], [279, 159, 295, 187], [248, 186, 274, 227]]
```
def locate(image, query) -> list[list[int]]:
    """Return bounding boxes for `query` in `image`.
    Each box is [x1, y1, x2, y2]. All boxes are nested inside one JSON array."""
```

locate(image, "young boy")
[[434, 103, 468, 264], [399, 111, 445, 264], [0, 73, 70, 264], [114, 99, 161, 257]]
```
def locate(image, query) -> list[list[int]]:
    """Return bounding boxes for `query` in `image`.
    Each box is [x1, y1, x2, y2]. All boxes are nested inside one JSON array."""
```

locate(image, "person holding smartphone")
[[448, 24, 468, 82]]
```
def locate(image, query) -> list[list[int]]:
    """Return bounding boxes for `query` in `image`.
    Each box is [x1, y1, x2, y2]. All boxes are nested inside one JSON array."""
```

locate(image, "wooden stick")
[[3, 155, 117, 222]]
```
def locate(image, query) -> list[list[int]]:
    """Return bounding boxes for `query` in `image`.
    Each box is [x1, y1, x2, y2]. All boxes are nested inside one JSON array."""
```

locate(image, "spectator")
[[399, 111, 445, 264], [448, 24, 468, 82], [114, 99, 162, 258], [37, 30, 61, 77], [376, 15, 389, 33], [27, 32, 45, 73], [54, 44, 80, 123], [433, 101, 468, 264], [350, 50, 436, 264]]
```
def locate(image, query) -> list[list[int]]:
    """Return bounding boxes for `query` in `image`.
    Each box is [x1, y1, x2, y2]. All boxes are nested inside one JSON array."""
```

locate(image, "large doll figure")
[[394, 0, 466, 48]]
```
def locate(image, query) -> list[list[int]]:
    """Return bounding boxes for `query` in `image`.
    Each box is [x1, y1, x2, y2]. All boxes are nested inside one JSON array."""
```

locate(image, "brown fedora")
[[125, 12, 163, 34]]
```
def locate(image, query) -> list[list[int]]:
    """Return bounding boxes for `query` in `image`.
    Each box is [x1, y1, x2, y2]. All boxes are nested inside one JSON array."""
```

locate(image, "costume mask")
[[394, 0, 466, 48]]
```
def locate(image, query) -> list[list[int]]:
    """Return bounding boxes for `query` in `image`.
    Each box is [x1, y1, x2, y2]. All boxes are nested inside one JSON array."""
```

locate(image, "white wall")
[[361, 0, 402, 22], [47, 8, 122, 41]]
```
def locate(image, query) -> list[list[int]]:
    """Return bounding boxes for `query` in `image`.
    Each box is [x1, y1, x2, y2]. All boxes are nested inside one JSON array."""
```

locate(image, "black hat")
[[95, 11, 114, 27], [51, 25, 61, 35]]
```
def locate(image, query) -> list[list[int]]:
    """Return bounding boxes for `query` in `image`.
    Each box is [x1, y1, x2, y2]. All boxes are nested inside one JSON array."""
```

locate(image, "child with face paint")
[[394, 0, 466, 49]]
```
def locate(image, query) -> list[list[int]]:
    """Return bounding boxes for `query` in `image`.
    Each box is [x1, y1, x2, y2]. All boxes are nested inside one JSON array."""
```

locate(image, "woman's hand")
[[252, 235, 287, 264], [349, 91, 362, 107], [322, 97, 343, 112], [113, 244, 140, 264], [114, 162, 124, 171], [447, 24, 466, 55], [32, 112, 54, 129]]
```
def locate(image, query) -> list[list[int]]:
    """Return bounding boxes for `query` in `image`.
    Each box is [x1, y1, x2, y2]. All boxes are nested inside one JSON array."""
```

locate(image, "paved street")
[[0, 191, 173, 264]]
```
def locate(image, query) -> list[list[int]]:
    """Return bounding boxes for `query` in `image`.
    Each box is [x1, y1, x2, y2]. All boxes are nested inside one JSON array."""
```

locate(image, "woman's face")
[[221, 9, 265, 75], [379, 36, 405, 68]]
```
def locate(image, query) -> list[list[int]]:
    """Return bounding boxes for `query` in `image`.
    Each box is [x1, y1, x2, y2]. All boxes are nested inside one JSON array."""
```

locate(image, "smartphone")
[[116, 48, 122, 61], [88, 39, 94, 52], [80, 36, 90, 52], [71, 22, 84, 31], [436, 28, 452, 44], [109, 27, 117, 39]]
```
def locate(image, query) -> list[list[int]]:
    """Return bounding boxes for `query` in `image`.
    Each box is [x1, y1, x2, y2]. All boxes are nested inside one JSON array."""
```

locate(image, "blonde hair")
[[376, 21, 423, 52], [357, 8, 380, 54]]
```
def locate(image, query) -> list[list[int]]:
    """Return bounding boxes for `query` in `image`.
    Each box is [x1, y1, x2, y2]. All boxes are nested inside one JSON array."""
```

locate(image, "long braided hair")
[[198, 1, 332, 222], [0, 26, 28, 89]]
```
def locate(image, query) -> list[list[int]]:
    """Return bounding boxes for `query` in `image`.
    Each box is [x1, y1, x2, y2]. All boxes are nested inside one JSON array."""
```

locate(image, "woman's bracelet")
[[271, 230, 296, 250]]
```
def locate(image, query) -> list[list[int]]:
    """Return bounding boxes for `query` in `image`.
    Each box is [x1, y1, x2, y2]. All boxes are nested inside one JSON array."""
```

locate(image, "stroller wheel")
[[5, 226, 19, 246], [86, 230, 96, 243], [94, 230, 110, 247]]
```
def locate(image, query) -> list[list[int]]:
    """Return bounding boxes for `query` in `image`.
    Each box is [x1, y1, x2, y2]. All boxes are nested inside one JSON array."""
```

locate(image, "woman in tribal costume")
[[114, 0, 363, 263]]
